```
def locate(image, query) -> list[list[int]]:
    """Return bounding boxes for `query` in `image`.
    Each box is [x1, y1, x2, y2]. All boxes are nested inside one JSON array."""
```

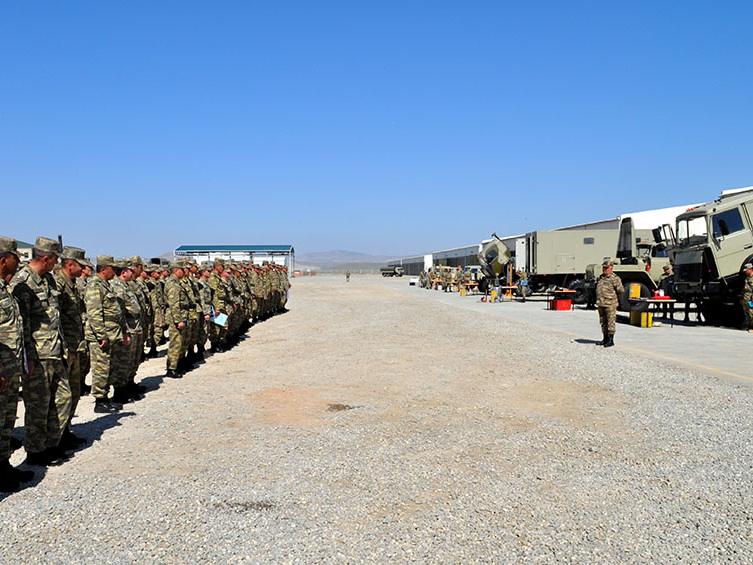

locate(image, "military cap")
[[60, 246, 87, 265], [33, 236, 61, 256], [601, 257, 614, 268], [214, 258, 225, 266], [663, 265, 671, 272], [744, 263, 753, 271], [113, 258, 129, 269], [96, 255, 116, 268], [127, 255, 143, 269], [0, 236, 18, 256], [200, 261, 213, 270], [168, 261, 183, 270]]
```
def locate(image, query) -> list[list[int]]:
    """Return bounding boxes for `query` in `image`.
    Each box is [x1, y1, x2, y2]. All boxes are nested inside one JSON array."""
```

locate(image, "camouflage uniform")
[[208, 263, 228, 350], [196, 273, 213, 352], [165, 267, 191, 372], [0, 260, 24, 464], [148, 270, 166, 345], [180, 266, 201, 363], [742, 268, 753, 331], [11, 238, 72, 456], [110, 273, 141, 387], [54, 250, 87, 430], [84, 258, 127, 403], [596, 263, 624, 344]]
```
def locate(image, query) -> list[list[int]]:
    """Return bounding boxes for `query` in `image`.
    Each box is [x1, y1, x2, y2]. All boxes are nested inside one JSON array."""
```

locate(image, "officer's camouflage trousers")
[[89, 340, 124, 399], [598, 306, 617, 334], [66, 348, 88, 428], [210, 319, 226, 347], [22, 358, 72, 453], [110, 337, 133, 388], [128, 332, 144, 379], [197, 318, 208, 349], [167, 325, 185, 370], [0, 372, 20, 460], [744, 303, 753, 329]]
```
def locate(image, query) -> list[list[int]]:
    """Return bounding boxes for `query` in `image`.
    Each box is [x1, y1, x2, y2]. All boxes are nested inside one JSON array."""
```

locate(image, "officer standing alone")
[[595, 258, 624, 348]]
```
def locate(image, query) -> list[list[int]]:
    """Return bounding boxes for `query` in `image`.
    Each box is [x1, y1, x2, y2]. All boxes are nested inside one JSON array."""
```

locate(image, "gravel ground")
[[1, 274, 752, 563]]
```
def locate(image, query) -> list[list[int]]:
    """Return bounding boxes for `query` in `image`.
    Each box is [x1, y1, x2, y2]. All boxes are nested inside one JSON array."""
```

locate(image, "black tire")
[[619, 282, 651, 312], [567, 279, 588, 305]]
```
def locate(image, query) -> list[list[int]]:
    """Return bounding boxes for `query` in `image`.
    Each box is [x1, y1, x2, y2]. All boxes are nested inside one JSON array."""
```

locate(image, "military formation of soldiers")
[[0, 236, 290, 492]]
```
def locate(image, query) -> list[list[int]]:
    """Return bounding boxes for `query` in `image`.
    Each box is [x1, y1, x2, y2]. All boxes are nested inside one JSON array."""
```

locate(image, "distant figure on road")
[[345, 271, 350, 283], [595, 258, 623, 348]]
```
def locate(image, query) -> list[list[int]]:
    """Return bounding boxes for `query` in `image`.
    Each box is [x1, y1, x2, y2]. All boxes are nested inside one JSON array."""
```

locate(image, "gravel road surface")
[[2, 275, 751, 563]]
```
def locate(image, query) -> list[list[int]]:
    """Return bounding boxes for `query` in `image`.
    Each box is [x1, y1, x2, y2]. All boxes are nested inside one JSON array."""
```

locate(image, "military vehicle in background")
[[478, 228, 635, 298], [660, 189, 753, 325], [476, 233, 512, 293], [582, 218, 671, 311], [380, 265, 405, 277]]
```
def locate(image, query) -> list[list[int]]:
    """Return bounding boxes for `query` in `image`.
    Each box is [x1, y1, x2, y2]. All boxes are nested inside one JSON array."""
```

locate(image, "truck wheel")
[[567, 279, 588, 305], [619, 282, 650, 312]]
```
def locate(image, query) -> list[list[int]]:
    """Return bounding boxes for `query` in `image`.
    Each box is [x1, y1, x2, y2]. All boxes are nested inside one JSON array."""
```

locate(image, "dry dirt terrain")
[[1, 274, 751, 563]]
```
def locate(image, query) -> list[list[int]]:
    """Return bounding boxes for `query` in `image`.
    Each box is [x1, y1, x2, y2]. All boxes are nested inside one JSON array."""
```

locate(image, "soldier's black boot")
[[196, 344, 205, 363], [60, 429, 86, 450], [112, 386, 135, 404], [94, 398, 120, 414], [128, 377, 147, 395], [595, 332, 607, 345], [604, 334, 615, 348], [165, 368, 182, 379], [146, 340, 158, 358]]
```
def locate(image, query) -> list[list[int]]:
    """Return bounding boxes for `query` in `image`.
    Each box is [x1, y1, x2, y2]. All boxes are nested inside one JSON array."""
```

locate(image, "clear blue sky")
[[2, 1, 752, 258]]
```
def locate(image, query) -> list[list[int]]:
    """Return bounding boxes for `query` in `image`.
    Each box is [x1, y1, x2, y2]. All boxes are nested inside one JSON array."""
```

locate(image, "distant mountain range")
[[156, 249, 399, 272], [295, 250, 396, 269]]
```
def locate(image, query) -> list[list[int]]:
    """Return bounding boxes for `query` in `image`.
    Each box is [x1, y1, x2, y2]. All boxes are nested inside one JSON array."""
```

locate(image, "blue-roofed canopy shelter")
[[174, 245, 295, 269]]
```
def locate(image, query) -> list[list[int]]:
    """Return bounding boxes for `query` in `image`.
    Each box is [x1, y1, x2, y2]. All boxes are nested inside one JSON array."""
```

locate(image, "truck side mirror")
[[652, 227, 663, 243]]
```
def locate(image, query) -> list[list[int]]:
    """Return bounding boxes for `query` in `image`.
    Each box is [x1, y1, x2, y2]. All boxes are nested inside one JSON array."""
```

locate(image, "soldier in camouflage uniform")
[[11, 236, 72, 466], [595, 258, 624, 348], [85, 256, 129, 414], [150, 265, 168, 347], [164, 262, 190, 378], [54, 246, 89, 448], [179, 258, 202, 369], [0, 237, 34, 490], [129, 257, 152, 365], [110, 261, 143, 403], [77, 257, 93, 395], [208, 259, 228, 352], [741, 263, 753, 333], [196, 263, 213, 357]]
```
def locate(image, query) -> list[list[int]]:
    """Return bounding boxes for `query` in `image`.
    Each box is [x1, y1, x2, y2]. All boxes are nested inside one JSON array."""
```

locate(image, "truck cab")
[[670, 190, 753, 322]]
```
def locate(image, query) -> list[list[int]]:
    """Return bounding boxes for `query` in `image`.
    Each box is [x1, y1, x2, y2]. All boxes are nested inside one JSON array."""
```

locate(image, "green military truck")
[[662, 189, 753, 324], [380, 266, 404, 277]]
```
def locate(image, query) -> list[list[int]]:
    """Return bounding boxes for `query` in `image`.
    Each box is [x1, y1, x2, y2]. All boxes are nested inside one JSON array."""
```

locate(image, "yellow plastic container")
[[630, 311, 642, 326], [460, 288, 467, 296], [490, 290, 498, 303], [641, 311, 653, 328]]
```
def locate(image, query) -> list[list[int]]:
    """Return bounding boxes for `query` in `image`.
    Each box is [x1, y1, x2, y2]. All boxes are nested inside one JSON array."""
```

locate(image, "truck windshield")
[[676, 216, 708, 246]]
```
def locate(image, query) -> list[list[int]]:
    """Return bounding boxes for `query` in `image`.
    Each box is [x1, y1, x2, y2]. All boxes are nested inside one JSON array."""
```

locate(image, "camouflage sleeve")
[[208, 274, 226, 313], [165, 280, 184, 326], [743, 278, 753, 303], [10, 278, 36, 362], [613, 275, 624, 297], [84, 282, 107, 343]]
